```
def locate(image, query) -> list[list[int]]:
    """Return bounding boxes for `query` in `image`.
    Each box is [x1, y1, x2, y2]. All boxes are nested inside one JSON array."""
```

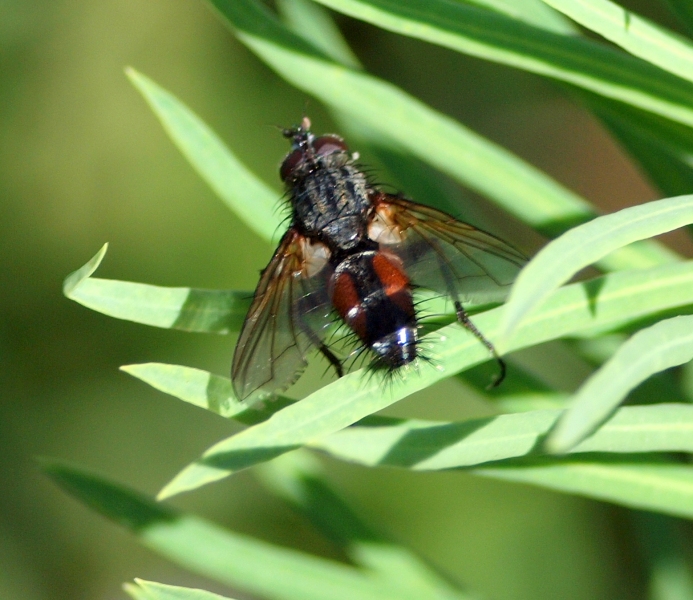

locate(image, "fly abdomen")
[[331, 250, 418, 369]]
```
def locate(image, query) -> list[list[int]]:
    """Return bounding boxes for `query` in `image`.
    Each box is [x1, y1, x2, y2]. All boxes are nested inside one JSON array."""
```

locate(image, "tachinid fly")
[[231, 117, 526, 401]]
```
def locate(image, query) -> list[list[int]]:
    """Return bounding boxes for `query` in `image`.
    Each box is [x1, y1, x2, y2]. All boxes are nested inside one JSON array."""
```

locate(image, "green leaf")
[[62, 243, 109, 296], [125, 67, 281, 242], [124, 583, 147, 600], [257, 452, 474, 600], [462, 0, 576, 34], [256, 451, 380, 546], [313, 404, 693, 469], [291, 0, 693, 216], [307, 0, 693, 128], [121, 363, 295, 425], [42, 462, 439, 600], [540, 0, 693, 84], [547, 316, 693, 453], [158, 260, 693, 498], [277, 0, 362, 68], [63, 246, 250, 333], [209, 0, 677, 271], [125, 579, 239, 600], [476, 457, 693, 520], [500, 194, 693, 344]]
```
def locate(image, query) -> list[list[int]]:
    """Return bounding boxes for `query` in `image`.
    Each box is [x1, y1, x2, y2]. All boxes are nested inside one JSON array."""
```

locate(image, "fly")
[[231, 117, 526, 400]]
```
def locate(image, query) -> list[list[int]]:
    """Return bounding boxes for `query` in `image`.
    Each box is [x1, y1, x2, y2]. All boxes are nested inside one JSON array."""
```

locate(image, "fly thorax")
[[322, 216, 368, 251], [292, 164, 370, 228]]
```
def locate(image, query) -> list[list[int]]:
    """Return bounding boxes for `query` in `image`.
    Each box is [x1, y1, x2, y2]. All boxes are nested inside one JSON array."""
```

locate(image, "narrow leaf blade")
[[501, 194, 693, 343], [309, 0, 693, 128], [548, 315, 693, 452], [463, 0, 575, 34], [476, 458, 693, 520], [159, 260, 693, 498], [126, 67, 281, 241], [64, 247, 250, 333], [312, 404, 693, 470], [126, 579, 239, 600], [541, 0, 693, 84], [42, 462, 430, 600], [121, 363, 295, 424], [277, 0, 362, 68]]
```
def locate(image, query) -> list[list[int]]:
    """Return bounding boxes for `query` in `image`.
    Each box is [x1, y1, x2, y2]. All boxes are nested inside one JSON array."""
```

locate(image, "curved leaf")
[[42, 462, 439, 600], [464, 0, 575, 34], [312, 404, 693, 469], [500, 194, 693, 344], [476, 458, 693, 520], [125, 580, 238, 600], [547, 316, 693, 453], [64, 246, 250, 333], [121, 363, 295, 424], [308, 0, 693, 128], [63, 243, 109, 296], [126, 67, 281, 242], [541, 0, 693, 84], [158, 260, 693, 498]]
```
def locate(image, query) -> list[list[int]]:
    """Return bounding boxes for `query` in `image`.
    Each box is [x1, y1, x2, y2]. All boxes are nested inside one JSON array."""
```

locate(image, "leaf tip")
[[124, 65, 142, 84], [63, 243, 109, 298], [156, 472, 203, 500], [122, 582, 139, 599], [119, 363, 139, 375], [155, 486, 176, 502], [125, 67, 157, 100]]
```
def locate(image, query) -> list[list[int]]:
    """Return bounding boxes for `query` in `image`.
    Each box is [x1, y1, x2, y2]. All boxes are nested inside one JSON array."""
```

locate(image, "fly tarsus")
[[454, 300, 505, 388]]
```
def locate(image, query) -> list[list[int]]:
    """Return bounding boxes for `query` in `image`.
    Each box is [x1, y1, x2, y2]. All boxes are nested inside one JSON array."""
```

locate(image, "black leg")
[[454, 300, 505, 388], [316, 341, 344, 378], [292, 294, 344, 379]]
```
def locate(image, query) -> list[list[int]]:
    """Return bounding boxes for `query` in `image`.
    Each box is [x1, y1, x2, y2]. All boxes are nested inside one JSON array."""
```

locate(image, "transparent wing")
[[369, 193, 527, 304], [231, 229, 334, 401]]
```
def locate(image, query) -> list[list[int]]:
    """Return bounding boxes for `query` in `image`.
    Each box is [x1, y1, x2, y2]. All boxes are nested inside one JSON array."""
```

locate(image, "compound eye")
[[280, 148, 303, 181], [313, 135, 348, 157]]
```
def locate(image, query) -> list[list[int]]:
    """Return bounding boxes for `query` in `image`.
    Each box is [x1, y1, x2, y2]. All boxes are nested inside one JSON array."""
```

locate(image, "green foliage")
[[45, 461, 474, 600], [51, 0, 693, 598], [500, 194, 693, 342], [547, 316, 693, 452], [540, 0, 693, 82], [125, 579, 239, 600]]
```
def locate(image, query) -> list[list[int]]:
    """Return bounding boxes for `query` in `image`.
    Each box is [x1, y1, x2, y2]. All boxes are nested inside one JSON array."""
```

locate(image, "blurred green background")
[[2, 1, 691, 599]]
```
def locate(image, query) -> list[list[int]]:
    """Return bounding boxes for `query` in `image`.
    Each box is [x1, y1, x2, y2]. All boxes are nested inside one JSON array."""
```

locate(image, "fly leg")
[[292, 292, 344, 379], [453, 300, 505, 388], [303, 324, 344, 378], [433, 249, 505, 387]]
